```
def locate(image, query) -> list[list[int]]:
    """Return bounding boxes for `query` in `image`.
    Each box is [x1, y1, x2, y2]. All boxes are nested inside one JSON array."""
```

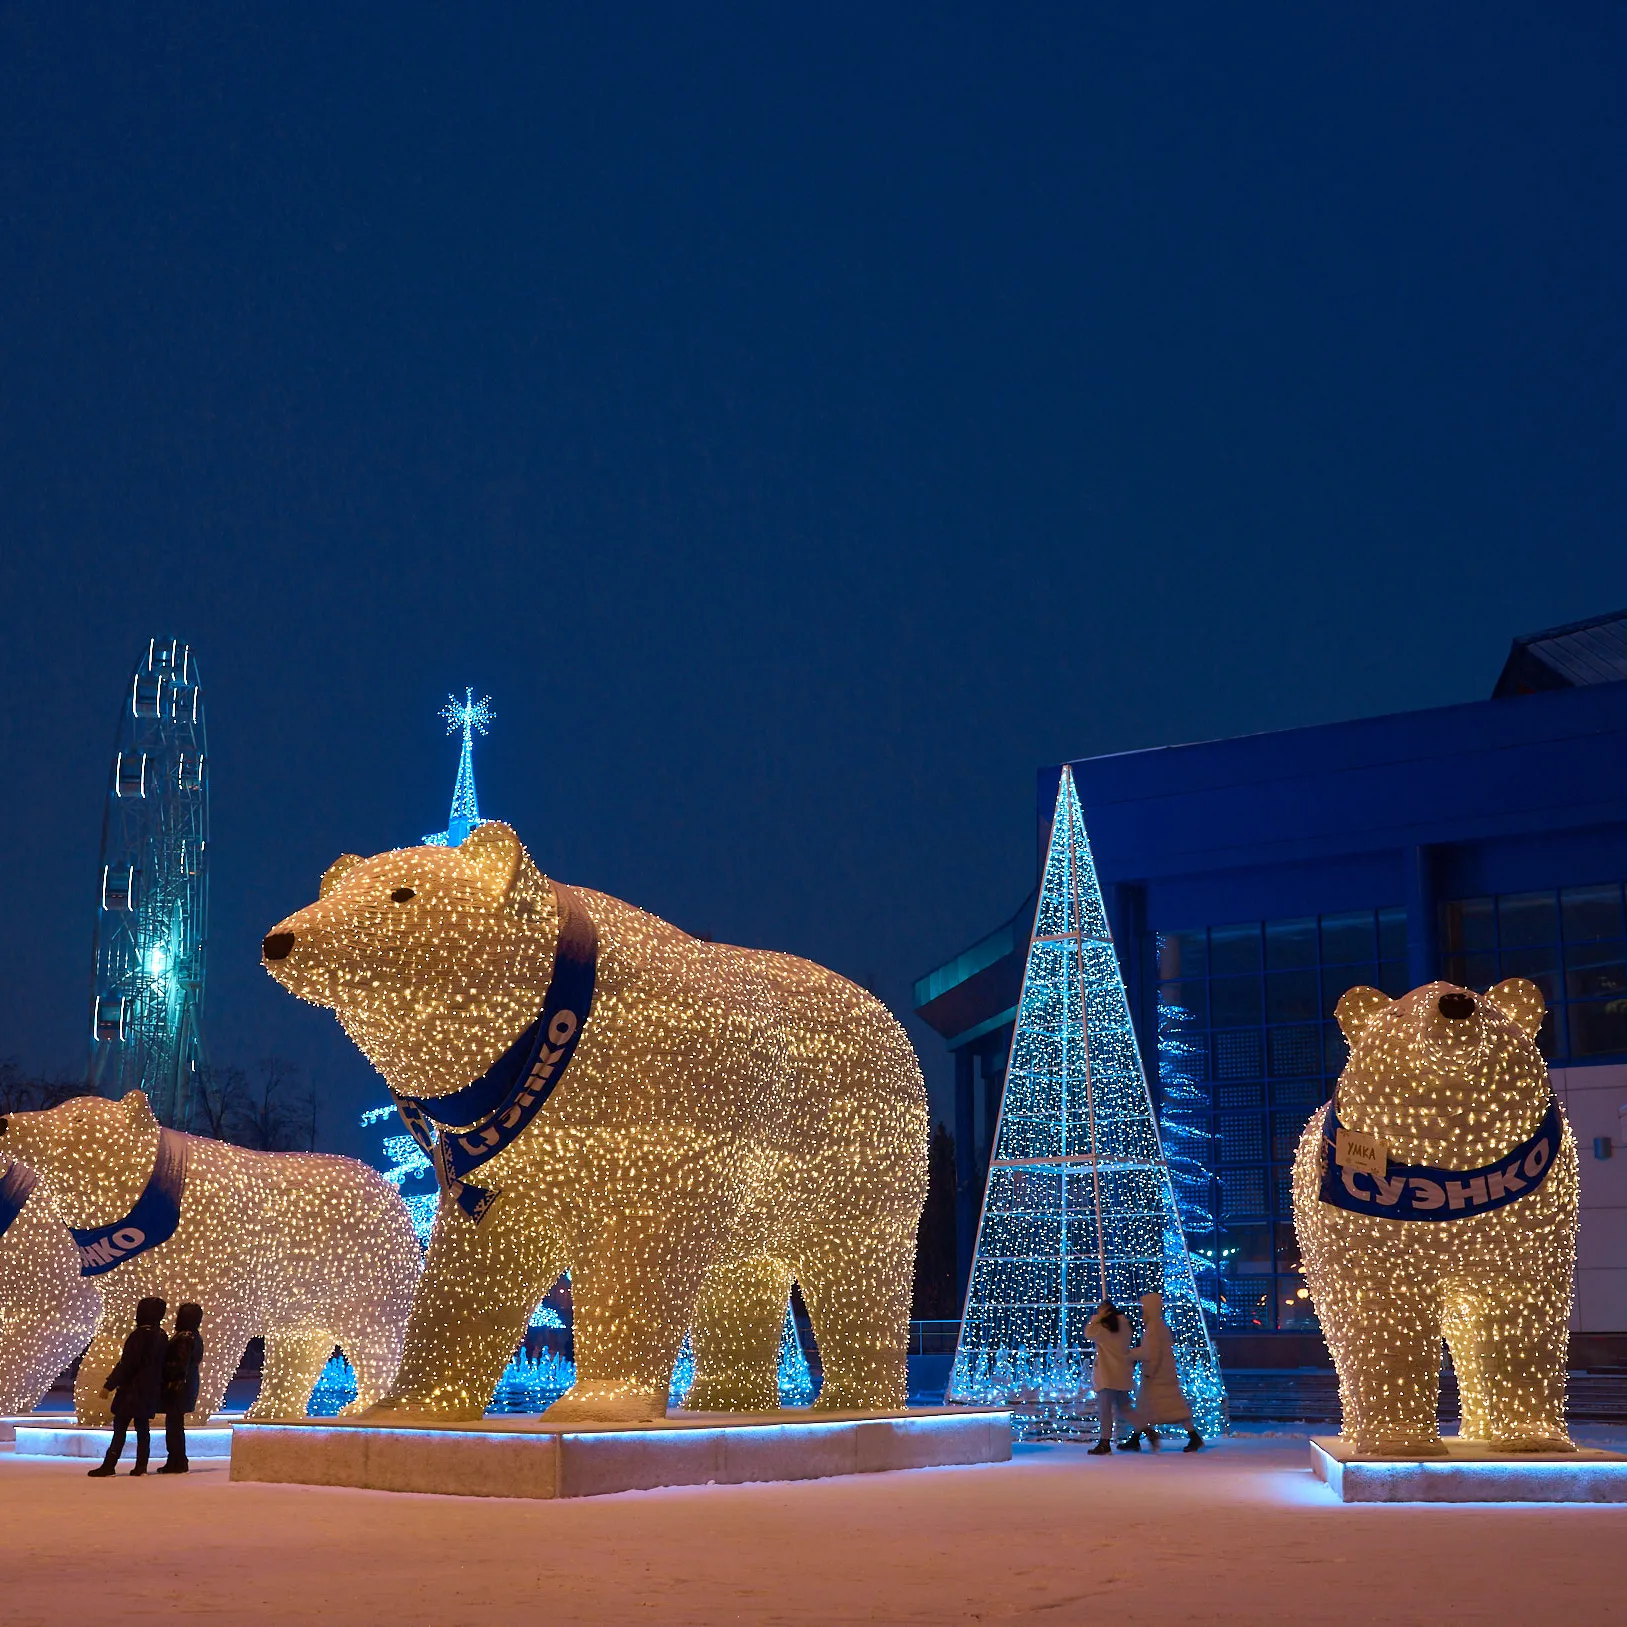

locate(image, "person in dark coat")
[[88, 1296, 168, 1477], [156, 1302, 204, 1474]]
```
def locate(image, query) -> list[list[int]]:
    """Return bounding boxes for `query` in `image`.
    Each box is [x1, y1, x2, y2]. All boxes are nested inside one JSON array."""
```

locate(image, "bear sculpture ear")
[[1335, 986, 1392, 1044], [121, 1090, 158, 1128], [460, 820, 527, 905], [320, 853, 365, 899], [1485, 977, 1545, 1040]]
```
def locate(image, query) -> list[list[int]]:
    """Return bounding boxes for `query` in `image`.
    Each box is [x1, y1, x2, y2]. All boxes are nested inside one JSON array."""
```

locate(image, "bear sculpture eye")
[[390, 887, 416, 903]]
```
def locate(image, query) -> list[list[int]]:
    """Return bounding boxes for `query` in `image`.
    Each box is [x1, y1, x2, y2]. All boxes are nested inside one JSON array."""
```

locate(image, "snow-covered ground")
[[3, 1426, 1623, 1625]]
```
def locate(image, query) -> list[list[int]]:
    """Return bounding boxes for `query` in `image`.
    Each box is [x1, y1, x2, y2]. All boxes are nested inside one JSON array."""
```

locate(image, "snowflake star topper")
[[442, 689, 494, 738]]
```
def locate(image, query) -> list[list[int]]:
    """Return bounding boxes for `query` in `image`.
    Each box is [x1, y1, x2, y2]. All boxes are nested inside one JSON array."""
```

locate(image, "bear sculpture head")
[[0, 1090, 162, 1227], [261, 821, 560, 1099], [1332, 978, 1548, 1168]]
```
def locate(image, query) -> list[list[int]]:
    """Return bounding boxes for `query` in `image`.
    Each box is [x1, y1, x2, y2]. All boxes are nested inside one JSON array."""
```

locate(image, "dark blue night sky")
[[2, 4, 1624, 1156]]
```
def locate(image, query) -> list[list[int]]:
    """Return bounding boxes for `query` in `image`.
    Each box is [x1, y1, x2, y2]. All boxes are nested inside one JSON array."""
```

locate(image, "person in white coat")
[[1083, 1299, 1134, 1456], [1121, 1290, 1203, 1452]]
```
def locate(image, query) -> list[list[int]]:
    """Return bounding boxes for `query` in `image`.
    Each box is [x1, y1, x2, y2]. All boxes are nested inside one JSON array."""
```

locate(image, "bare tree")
[[0, 1058, 319, 1153], [193, 1057, 318, 1152], [233, 1056, 318, 1152], [193, 1062, 249, 1141], [0, 1061, 83, 1116]]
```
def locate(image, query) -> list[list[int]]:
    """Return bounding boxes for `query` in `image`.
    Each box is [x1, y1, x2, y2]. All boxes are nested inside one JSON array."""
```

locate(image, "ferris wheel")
[[86, 639, 209, 1127]]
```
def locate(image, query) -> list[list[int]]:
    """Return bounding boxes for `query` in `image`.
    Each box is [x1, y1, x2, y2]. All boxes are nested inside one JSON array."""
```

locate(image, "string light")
[[1292, 978, 1579, 1454], [262, 818, 928, 1422], [0, 1165, 102, 1414], [0, 1091, 422, 1423], [362, 1070, 818, 1419], [948, 767, 1227, 1441], [1155, 994, 1219, 1322], [361, 1103, 439, 1247], [422, 690, 493, 849]]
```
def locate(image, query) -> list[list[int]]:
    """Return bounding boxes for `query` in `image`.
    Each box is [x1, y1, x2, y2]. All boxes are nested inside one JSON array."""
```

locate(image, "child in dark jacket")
[[88, 1296, 168, 1477], [157, 1302, 204, 1474]]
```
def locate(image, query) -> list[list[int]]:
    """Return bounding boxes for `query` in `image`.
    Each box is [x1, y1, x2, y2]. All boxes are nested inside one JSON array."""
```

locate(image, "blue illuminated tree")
[[1155, 990, 1219, 1322], [361, 1103, 439, 1245], [948, 767, 1226, 1439], [423, 689, 493, 848]]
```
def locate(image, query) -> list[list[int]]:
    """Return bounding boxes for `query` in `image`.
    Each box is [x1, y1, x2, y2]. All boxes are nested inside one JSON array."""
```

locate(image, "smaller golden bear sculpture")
[[0, 1163, 101, 1415], [0, 1092, 423, 1423], [1292, 978, 1578, 1455], [261, 821, 929, 1423]]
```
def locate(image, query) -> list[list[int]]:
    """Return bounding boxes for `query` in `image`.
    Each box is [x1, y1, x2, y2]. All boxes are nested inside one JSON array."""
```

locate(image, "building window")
[[1152, 908, 1409, 1333], [1440, 882, 1627, 1063]]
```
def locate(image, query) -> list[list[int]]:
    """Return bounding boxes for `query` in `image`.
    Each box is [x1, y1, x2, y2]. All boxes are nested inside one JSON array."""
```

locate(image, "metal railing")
[[909, 1320, 962, 1355]]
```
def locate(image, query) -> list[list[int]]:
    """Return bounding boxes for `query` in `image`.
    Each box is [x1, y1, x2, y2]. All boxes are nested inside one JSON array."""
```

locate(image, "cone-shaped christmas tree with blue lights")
[[948, 767, 1226, 1439], [424, 689, 493, 848]]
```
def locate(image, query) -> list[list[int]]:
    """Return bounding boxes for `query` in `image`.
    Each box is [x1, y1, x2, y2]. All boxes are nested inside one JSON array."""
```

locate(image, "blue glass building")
[[915, 612, 1627, 1365]]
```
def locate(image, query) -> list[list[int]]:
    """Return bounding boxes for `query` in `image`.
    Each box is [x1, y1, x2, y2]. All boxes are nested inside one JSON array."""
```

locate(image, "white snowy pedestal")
[[1311, 1436, 1627, 1503], [231, 1406, 1012, 1500], [13, 1421, 235, 1460]]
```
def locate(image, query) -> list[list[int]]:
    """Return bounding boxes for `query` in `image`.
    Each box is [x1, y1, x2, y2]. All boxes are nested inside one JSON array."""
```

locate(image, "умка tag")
[[1334, 1126, 1387, 1178]]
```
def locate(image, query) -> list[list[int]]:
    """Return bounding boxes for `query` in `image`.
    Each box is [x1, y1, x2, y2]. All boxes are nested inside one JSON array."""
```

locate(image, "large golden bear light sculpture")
[[1292, 978, 1578, 1456], [0, 1094, 423, 1424], [0, 1163, 101, 1414], [260, 821, 929, 1423]]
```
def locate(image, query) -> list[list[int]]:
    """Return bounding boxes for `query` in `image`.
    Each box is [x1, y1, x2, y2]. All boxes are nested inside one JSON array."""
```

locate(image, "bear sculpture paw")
[[1362, 1436, 1449, 1458], [543, 1382, 668, 1424], [358, 1395, 483, 1423], [1494, 1434, 1577, 1454]]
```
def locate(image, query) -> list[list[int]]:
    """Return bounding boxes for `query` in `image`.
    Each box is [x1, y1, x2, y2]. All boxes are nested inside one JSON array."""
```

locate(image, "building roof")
[[1493, 609, 1627, 698], [914, 624, 1627, 1043], [913, 893, 1033, 1045]]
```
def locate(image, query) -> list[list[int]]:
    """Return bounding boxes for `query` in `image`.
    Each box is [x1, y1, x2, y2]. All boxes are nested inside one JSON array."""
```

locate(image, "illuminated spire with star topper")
[[423, 689, 494, 848]]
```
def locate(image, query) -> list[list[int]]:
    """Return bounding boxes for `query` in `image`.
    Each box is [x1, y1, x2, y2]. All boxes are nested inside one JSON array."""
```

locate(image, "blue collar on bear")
[[0, 1161, 37, 1241], [69, 1127, 188, 1275], [389, 879, 598, 1225], [1317, 1094, 1562, 1222]]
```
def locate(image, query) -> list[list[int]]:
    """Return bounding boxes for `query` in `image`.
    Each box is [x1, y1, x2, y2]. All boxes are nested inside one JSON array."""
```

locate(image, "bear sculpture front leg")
[[72, 1324, 126, 1426], [544, 1211, 712, 1424], [369, 1197, 566, 1420], [1444, 1276, 1575, 1452], [1317, 1266, 1449, 1456]]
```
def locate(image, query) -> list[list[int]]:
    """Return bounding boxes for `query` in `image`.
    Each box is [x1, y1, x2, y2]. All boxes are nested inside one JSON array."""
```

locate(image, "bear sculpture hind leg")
[[795, 1222, 913, 1413], [330, 1311, 409, 1415], [248, 1329, 339, 1420], [372, 1200, 566, 1420], [684, 1255, 791, 1413], [1441, 1286, 1494, 1443]]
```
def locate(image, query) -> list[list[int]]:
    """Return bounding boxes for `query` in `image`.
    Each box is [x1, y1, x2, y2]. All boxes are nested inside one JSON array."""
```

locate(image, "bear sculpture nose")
[[1438, 991, 1476, 1020], [262, 932, 297, 963]]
